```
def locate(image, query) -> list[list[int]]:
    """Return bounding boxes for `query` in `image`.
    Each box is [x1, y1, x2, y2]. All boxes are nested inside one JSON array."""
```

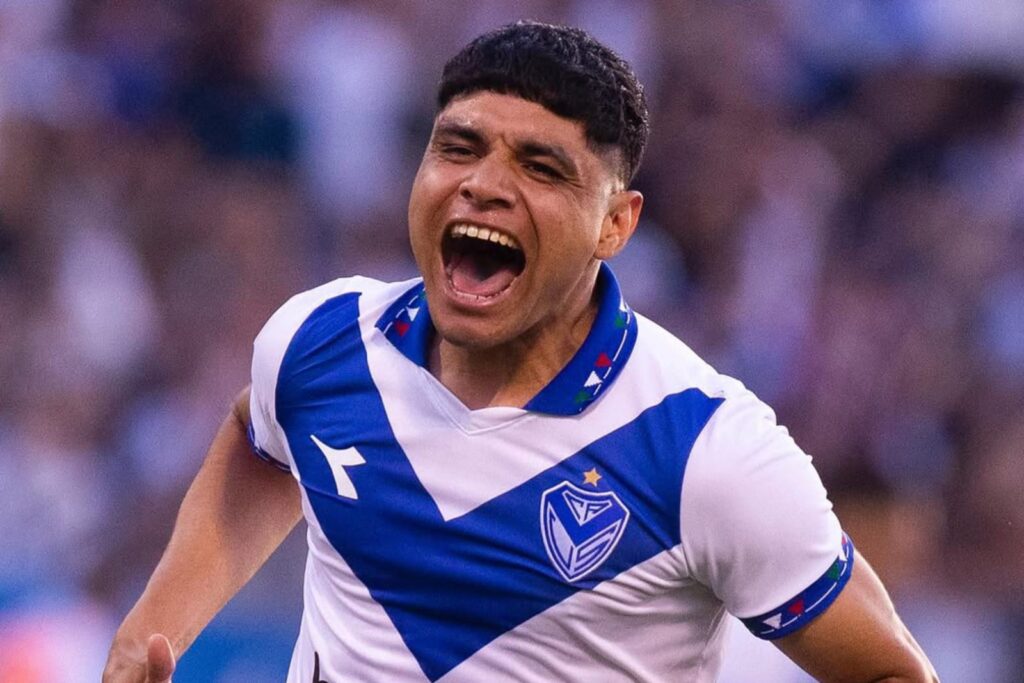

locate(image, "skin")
[[103, 92, 937, 682], [777, 553, 938, 682], [408, 92, 643, 409], [102, 390, 302, 682]]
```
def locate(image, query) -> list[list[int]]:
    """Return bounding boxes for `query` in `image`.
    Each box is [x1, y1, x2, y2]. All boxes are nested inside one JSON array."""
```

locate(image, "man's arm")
[[103, 387, 302, 682], [775, 551, 938, 683]]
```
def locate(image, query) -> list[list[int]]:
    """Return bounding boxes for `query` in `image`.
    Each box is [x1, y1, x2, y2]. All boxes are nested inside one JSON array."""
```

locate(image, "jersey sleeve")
[[679, 381, 853, 640], [247, 275, 392, 473], [248, 304, 296, 472]]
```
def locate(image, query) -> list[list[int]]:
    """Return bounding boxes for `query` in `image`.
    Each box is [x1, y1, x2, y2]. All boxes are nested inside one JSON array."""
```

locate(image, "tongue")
[[449, 251, 518, 297]]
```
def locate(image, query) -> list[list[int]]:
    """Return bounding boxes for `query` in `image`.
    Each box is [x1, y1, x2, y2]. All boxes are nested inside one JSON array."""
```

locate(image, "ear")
[[595, 190, 643, 260]]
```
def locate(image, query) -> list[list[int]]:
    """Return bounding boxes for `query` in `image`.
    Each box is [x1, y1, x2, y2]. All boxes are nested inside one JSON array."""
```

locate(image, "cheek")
[[536, 205, 604, 262], [407, 169, 434, 222], [408, 169, 451, 236]]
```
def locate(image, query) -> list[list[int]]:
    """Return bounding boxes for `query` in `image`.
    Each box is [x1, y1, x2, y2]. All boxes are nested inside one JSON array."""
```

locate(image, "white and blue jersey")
[[248, 264, 853, 682]]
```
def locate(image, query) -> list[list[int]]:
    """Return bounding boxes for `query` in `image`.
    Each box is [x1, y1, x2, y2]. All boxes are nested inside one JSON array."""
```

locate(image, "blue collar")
[[375, 263, 638, 416]]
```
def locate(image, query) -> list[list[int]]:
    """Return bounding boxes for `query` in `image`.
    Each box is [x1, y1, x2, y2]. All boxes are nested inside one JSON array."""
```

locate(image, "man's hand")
[[146, 634, 176, 682], [102, 633, 175, 683]]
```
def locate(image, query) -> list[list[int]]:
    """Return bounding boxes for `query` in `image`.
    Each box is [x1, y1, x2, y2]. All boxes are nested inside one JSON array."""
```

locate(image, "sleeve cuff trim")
[[247, 422, 292, 473], [741, 532, 854, 640]]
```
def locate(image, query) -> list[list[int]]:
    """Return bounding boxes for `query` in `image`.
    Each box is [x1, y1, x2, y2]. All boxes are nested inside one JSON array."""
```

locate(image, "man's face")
[[408, 91, 637, 350]]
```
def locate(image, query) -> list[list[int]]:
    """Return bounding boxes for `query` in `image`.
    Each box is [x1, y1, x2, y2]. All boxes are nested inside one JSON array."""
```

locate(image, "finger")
[[146, 634, 176, 682]]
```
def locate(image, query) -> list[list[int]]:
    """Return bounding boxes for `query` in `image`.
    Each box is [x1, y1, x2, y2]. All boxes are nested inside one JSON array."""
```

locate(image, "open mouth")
[[442, 224, 526, 300]]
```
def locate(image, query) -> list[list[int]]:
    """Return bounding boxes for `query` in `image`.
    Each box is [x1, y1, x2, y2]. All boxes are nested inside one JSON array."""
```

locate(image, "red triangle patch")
[[787, 598, 805, 615], [595, 352, 612, 368], [395, 321, 411, 337]]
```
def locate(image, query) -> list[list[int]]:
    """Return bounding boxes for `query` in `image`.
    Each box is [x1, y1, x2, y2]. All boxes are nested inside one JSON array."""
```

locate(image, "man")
[[104, 22, 937, 682]]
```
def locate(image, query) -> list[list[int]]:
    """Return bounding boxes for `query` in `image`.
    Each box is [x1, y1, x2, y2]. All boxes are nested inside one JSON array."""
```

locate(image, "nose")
[[459, 155, 516, 210]]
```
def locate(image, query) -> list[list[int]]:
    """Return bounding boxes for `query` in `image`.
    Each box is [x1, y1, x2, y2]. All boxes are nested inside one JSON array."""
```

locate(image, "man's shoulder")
[[630, 312, 744, 403], [273, 275, 419, 321], [249, 274, 417, 374], [631, 313, 796, 464], [255, 275, 419, 347]]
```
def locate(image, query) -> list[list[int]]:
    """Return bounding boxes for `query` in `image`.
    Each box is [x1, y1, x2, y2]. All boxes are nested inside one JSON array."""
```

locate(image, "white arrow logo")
[[311, 435, 366, 499]]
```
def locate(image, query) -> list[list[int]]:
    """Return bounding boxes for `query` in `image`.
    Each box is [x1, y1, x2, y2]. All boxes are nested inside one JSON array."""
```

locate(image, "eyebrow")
[[432, 121, 485, 147], [433, 120, 580, 178], [517, 140, 578, 177]]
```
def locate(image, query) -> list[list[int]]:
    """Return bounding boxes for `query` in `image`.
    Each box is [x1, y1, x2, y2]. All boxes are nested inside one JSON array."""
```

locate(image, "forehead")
[[435, 92, 592, 155]]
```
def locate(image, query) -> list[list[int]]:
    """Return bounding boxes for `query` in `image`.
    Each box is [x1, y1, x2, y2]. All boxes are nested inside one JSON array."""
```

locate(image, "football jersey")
[[248, 264, 853, 682]]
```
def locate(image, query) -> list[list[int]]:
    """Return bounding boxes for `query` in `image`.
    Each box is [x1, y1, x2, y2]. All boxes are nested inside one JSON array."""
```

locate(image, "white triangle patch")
[[584, 371, 603, 388], [406, 306, 420, 321], [764, 614, 782, 629]]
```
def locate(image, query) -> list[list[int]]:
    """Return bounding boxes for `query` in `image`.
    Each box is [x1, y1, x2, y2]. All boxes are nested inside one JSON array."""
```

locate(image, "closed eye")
[[524, 161, 563, 180], [440, 144, 476, 159]]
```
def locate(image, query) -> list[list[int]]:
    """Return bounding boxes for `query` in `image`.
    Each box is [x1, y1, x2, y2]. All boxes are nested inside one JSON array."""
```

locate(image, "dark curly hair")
[[438, 21, 649, 185]]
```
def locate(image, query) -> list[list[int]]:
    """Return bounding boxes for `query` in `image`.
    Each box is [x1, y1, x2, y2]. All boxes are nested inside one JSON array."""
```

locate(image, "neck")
[[429, 272, 601, 410]]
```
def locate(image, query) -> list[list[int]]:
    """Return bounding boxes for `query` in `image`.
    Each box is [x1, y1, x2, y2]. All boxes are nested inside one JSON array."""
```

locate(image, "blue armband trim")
[[741, 532, 854, 640], [247, 422, 292, 473]]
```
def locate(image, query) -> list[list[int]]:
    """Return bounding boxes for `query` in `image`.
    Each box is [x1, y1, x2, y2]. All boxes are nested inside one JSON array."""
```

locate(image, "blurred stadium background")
[[1, 1, 1022, 681]]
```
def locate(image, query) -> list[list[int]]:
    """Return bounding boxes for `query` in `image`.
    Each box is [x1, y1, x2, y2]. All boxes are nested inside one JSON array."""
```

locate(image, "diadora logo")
[[311, 435, 366, 500], [540, 478, 630, 583]]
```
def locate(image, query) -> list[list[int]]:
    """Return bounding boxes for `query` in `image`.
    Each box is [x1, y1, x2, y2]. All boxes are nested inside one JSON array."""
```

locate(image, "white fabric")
[[680, 378, 842, 619], [248, 276, 843, 682]]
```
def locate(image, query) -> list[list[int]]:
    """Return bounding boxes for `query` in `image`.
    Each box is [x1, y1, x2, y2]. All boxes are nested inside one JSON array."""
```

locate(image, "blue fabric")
[[741, 533, 855, 640], [375, 262, 638, 416], [376, 284, 430, 368], [277, 291, 723, 681]]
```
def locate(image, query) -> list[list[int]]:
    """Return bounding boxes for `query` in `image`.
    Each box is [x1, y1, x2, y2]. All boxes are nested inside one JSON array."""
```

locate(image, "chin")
[[433, 315, 515, 351]]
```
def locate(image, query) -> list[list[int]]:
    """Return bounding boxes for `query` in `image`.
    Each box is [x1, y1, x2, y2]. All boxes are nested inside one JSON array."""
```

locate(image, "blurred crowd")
[[1, 1, 1022, 681]]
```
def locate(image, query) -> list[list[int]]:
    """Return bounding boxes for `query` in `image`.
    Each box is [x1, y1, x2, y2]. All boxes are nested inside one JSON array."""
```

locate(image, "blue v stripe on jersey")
[[276, 291, 722, 681]]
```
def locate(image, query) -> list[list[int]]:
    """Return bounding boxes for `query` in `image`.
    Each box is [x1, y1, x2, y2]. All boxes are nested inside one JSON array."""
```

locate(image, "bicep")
[[774, 550, 938, 683], [122, 393, 301, 659], [180, 391, 302, 543]]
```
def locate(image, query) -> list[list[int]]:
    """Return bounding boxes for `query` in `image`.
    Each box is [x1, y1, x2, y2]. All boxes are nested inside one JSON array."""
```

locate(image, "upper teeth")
[[451, 224, 520, 250]]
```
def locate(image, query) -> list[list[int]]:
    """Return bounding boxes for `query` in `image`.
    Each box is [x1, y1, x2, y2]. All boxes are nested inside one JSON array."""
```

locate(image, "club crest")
[[540, 480, 630, 582]]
